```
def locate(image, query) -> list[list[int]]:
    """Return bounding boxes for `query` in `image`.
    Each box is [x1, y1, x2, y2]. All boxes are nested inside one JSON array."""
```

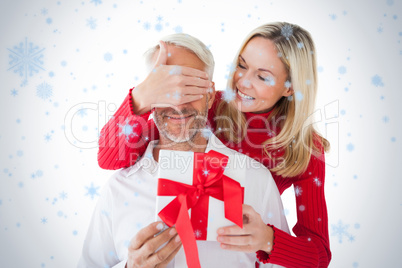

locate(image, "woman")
[[98, 22, 331, 267]]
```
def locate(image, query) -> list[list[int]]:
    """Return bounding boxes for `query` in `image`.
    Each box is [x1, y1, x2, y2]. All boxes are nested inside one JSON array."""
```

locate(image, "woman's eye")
[[260, 76, 275, 86], [238, 63, 246, 69]]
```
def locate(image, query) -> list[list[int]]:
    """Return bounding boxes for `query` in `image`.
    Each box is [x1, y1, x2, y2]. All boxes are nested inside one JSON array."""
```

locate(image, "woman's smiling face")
[[233, 36, 293, 113]]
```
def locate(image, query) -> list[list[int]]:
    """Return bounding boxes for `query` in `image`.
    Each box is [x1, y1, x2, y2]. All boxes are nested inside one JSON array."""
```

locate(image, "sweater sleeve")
[[257, 150, 331, 267], [98, 87, 159, 170]]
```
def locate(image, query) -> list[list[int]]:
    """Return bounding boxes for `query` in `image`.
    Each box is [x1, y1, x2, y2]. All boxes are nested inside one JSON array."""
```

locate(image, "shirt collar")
[[127, 140, 159, 176]]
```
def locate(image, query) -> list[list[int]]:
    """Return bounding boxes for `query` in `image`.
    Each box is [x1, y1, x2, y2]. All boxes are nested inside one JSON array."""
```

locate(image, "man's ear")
[[207, 82, 216, 109]]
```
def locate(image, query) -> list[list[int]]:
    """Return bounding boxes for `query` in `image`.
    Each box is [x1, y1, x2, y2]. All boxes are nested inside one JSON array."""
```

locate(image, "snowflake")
[[382, 116, 389, 123], [44, 133, 52, 142], [143, 22, 151, 31], [295, 91, 303, 101], [174, 25, 183, 33], [201, 127, 212, 139], [41, 8, 48, 15], [194, 229, 202, 238], [59, 191, 68, 200], [226, 63, 236, 74], [36, 82, 53, 100], [338, 66, 346, 74], [86, 17, 97, 30], [11, 89, 18, 96], [346, 143, 354, 152], [261, 78, 274, 87], [85, 182, 100, 200], [329, 14, 337, 20], [331, 220, 355, 243], [8, 38, 45, 85], [169, 66, 182, 75], [101, 209, 111, 218], [104, 52, 113, 62], [313, 177, 322, 186], [155, 23, 163, 32], [90, 0, 102, 6], [294, 186, 303, 196], [156, 15, 163, 22], [284, 80, 291, 88], [77, 108, 88, 118], [173, 90, 181, 100], [222, 88, 236, 103], [281, 24, 293, 40], [371, 75, 384, 87], [40, 217, 48, 224], [297, 42, 304, 49], [202, 169, 210, 176], [377, 26, 383, 33], [118, 119, 139, 141]]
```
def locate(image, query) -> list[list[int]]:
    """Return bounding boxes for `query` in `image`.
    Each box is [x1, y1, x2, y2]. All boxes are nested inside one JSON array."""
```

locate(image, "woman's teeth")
[[238, 90, 255, 100]]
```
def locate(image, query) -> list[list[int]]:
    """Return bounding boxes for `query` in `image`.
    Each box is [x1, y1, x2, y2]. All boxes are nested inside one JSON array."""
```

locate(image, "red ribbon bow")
[[157, 150, 244, 268]]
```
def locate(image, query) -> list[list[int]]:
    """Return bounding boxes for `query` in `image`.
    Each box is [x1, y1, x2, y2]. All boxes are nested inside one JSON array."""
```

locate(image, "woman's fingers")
[[220, 243, 254, 253], [181, 66, 209, 79], [183, 77, 212, 89], [216, 204, 275, 254], [217, 234, 252, 246], [177, 94, 205, 105], [217, 225, 249, 236], [181, 86, 210, 95]]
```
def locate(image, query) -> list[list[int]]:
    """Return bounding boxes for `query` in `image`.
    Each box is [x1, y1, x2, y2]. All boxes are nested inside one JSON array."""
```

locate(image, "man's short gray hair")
[[144, 33, 214, 79]]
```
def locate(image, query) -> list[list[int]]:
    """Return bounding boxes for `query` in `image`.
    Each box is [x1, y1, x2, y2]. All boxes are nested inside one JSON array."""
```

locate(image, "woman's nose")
[[240, 78, 252, 88], [237, 70, 253, 89], [238, 74, 252, 89]]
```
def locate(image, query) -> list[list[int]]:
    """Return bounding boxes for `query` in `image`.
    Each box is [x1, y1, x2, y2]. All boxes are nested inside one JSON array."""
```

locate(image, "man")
[[78, 33, 289, 268]]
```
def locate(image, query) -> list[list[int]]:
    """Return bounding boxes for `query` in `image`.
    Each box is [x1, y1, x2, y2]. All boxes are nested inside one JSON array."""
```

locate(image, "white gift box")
[[155, 149, 246, 241]]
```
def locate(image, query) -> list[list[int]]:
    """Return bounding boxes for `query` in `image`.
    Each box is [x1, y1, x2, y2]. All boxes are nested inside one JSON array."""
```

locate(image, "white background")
[[0, 0, 401, 267]]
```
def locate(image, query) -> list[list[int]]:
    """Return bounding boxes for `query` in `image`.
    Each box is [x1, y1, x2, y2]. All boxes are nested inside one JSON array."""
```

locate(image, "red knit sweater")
[[98, 89, 331, 267]]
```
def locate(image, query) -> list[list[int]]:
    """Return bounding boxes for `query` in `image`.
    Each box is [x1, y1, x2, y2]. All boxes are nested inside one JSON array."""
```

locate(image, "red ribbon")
[[157, 150, 244, 268]]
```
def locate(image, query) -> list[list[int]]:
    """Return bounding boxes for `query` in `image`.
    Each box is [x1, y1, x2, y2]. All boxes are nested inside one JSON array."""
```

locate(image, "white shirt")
[[78, 134, 289, 268]]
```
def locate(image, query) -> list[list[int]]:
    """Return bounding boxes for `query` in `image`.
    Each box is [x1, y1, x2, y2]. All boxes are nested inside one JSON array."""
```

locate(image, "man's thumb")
[[154, 40, 168, 67]]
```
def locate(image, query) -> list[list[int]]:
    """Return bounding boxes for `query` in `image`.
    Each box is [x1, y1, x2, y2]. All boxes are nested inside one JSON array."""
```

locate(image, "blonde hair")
[[216, 22, 330, 177], [144, 33, 215, 79]]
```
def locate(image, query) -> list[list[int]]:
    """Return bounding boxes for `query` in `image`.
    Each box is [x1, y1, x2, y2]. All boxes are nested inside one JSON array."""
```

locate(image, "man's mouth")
[[165, 114, 195, 123], [237, 88, 255, 100]]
